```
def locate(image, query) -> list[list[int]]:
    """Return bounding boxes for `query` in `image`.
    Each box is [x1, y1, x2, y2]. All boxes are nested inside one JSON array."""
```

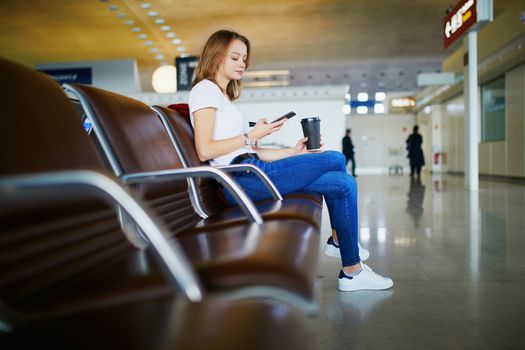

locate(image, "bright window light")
[[374, 103, 385, 114], [377, 227, 387, 243], [360, 227, 371, 241], [343, 104, 351, 115], [357, 106, 368, 114], [375, 92, 386, 101], [391, 98, 416, 108], [152, 65, 177, 93], [357, 92, 368, 102]]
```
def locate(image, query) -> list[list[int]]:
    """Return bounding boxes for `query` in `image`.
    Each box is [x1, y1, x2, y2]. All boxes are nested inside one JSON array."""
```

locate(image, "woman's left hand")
[[294, 136, 324, 154]]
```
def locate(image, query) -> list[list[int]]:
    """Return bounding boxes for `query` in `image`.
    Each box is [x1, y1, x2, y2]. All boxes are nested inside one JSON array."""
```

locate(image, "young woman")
[[188, 30, 393, 292]]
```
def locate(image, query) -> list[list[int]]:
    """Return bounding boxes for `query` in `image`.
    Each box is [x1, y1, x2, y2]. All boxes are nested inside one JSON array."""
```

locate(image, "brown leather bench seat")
[[1, 240, 311, 350], [3, 291, 312, 350], [64, 84, 320, 305], [0, 56, 314, 349], [68, 84, 323, 231], [0, 57, 320, 307]]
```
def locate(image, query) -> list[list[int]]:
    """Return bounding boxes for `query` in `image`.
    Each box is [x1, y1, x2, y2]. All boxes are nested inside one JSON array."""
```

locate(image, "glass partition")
[[481, 76, 505, 142]]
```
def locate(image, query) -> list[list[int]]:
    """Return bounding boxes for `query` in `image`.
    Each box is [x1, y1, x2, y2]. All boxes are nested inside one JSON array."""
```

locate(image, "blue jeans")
[[223, 150, 360, 267]]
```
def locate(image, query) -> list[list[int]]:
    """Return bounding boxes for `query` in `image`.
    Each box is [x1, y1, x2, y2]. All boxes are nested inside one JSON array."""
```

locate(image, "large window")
[[481, 76, 505, 142]]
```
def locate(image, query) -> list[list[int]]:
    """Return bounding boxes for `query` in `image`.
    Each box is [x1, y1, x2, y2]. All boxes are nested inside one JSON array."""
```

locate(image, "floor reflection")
[[406, 177, 426, 228], [314, 174, 525, 349]]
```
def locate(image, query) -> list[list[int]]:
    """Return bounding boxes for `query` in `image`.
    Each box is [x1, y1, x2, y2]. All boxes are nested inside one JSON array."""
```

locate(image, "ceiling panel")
[[0, 0, 516, 91]]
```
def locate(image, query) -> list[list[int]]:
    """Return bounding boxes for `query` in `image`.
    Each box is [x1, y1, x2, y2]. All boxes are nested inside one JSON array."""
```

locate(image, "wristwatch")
[[243, 133, 256, 147]]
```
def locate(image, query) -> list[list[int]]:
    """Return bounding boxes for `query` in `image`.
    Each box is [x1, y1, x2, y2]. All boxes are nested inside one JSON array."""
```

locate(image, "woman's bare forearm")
[[255, 147, 297, 161], [196, 135, 246, 161]]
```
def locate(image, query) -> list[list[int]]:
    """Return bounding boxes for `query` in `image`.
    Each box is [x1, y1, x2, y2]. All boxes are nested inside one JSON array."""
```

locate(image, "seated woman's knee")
[[324, 150, 346, 172], [339, 172, 357, 193]]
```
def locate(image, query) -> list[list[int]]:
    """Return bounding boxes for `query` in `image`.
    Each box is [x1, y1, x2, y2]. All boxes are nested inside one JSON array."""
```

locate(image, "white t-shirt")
[[188, 79, 252, 166]]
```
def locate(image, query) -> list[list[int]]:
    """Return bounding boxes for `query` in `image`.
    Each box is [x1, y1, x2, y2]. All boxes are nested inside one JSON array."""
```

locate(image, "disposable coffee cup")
[[301, 117, 321, 150]]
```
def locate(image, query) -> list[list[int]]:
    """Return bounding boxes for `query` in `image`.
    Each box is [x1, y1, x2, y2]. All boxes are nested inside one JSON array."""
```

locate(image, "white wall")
[[346, 114, 416, 174], [130, 85, 421, 174], [36, 59, 141, 94], [132, 85, 348, 152], [237, 100, 344, 152]]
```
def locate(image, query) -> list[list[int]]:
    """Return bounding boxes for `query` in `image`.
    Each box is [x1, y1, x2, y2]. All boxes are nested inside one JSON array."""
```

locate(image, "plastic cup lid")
[[301, 117, 321, 123]]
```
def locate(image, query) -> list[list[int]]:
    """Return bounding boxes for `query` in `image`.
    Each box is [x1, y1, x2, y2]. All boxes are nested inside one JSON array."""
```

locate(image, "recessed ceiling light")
[[124, 20, 134, 26], [357, 92, 368, 101], [155, 54, 165, 60], [116, 12, 126, 18], [374, 103, 385, 114], [131, 27, 141, 32], [108, 5, 118, 11], [137, 33, 147, 39], [166, 32, 176, 38], [160, 26, 171, 31], [141, 3, 152, 9], [150, 47, 159, 52], [356, 106, 368, 114], [154, 18, 165, 24], [176, 47, 186, 52], [148, 11, 158, 17], [144, 41, 153, 46], [171, 39, 182, 45]]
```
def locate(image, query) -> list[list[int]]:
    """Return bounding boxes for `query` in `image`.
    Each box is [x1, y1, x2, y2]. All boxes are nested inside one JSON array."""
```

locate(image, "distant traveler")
[[188, 29, 393, 292], [342, 128, 356, 177], [406, 125, 425, 178]]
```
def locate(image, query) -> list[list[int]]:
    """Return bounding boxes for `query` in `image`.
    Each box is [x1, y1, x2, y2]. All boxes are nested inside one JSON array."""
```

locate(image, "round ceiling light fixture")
[[152, 65, 177, 93]]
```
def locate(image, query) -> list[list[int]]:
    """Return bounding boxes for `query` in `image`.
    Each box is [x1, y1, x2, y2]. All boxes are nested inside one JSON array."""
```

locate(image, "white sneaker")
[[338, 263, 393, 292], [324, 237, 369, 261]]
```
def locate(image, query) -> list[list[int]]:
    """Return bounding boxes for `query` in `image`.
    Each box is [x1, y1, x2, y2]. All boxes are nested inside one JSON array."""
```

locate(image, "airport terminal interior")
[[1, 0, 525, 349]]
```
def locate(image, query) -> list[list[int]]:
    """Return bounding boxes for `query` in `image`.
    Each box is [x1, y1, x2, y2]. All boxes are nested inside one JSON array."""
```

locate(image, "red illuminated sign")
[[443, 0, 477, 49]]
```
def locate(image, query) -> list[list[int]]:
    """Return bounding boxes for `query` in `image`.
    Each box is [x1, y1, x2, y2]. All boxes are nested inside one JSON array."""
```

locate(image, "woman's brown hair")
[[192, 30, 251, 101]]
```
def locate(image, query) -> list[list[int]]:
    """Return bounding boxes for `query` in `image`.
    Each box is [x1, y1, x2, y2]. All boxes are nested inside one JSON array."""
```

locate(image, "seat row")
[[0, 57, 323, 349]]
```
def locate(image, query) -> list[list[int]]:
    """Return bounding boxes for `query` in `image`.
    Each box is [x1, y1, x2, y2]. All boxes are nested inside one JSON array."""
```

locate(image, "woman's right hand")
[[248, 118, 286, 140]]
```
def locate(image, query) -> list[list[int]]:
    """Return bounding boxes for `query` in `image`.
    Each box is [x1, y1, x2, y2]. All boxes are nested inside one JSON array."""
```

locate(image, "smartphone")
[[248, 111, 296, 127], [271, 111, 296, 124]]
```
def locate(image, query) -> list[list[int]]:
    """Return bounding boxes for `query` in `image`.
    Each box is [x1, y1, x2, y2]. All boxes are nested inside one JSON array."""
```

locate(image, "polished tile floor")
[[308, 173, 525, 350]]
